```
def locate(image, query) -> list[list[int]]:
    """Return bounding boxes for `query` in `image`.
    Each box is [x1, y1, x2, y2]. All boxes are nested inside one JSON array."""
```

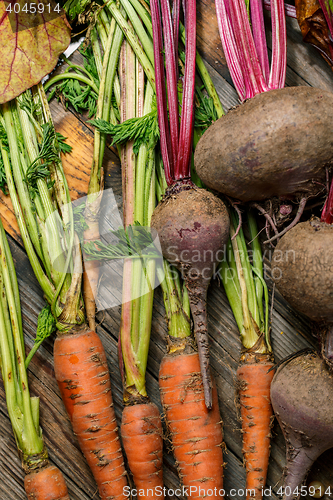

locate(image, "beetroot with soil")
[[270, 351, 333, 500], [270, 171, 333, 497], [194, 86, 333, 203]]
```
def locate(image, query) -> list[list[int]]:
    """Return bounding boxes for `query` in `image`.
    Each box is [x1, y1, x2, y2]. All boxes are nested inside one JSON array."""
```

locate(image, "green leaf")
[[194, 92, 218, 130], [73, 202, 89, 241], [89, 106, 159, 154], [56, 132, 72, 154], [60, 0, 92, 20], [25, 123, 60, 190], [0, 1, 71, 104], [84, 222, 162, 261], [25, 304, 56, 368]]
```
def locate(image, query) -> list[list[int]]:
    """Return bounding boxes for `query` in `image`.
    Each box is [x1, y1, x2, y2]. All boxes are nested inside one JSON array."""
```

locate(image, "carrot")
[[121, 403, 163, 499], [24, 465, 70, 500], [159, 349, 224, 499], [54, 329, 127, 500], [237, 358, 275, 500], [221, 210, 274, 498]]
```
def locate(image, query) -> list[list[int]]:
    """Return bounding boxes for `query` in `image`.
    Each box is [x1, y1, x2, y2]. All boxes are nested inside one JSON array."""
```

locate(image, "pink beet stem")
[[151, 0, 196, 182], [269, 0, 287, 90], [172, 0, 181, 79], [321, 179, 333, 224], [161, 0, 179, 168], [263, 0, 296, 18], [215, 0, 245, 99], [151, 0, 174, 185], [250, 0, 270, 83], [318, 0, 333, 61], [215, 0, 286, 101], [174, 0, 196, 180]]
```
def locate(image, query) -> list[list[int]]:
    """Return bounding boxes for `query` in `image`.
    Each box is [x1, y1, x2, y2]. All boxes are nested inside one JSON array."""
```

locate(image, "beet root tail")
[[186, 281, 212, 409], [282, 447, 317, 500]]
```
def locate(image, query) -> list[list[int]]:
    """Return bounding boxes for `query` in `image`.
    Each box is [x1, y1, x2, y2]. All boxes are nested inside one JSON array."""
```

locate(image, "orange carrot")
[[237, 358, 275, 500], [54, 328, 127, 500], [24, 465, 70, 500], [121, 402, 163, 499], [159, 349, 224, 499]]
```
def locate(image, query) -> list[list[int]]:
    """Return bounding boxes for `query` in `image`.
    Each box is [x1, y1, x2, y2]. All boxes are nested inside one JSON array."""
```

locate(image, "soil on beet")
[[271, 351, 333, 496], [151, 186, 230, 282], [271, 219, 333, 322], [194, 86, 333, 202]]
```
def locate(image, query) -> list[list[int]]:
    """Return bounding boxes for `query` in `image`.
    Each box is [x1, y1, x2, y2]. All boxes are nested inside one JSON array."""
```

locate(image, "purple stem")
[[250, 0, 270, 83], [151, 0, 173, 185], [228, 0, 268, 98], [174, 0, 196, 180], [321, 178, 333, 224], [263, 0, 296, 18], [172, 0, 181, 79], [269, 0, 287, 90], [215, 0, 245, 100], [161, 0, 179, 168]]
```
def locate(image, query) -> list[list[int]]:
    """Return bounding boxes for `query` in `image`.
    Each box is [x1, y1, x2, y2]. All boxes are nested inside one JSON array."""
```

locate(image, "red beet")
[[271, 220, 333, 323], [194, 87, 333, 202], [151, 183, 230, 409], [270, 351, 333, 500]]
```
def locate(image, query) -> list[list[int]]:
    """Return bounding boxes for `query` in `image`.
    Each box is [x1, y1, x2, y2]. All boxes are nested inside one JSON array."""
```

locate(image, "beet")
[[271, 219, 333, 322], [270, 351, 333, 500], [194, 87, 333, 202], [151, 183, 230, 409]]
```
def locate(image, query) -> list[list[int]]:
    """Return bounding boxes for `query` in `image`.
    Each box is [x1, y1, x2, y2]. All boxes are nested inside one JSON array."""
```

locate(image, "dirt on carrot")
[[121, 402, 163, 499], [159, 346, 224, 499], [237, 355, 275, 500], [24, 464, 70, 500], [54, 328, 127, 500]]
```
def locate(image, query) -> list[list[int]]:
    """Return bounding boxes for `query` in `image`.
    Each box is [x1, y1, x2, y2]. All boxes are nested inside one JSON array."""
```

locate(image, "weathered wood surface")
[[1, 3, 333, 500]]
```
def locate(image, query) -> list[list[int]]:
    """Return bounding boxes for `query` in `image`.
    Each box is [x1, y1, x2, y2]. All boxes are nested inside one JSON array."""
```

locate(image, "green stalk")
[[0, 219, 43, 456], [2, 103, 44, 262], [0, 139, 56, 305], [91, 27, 104, 77], [127, 0, 153, 37], [157, 261, 191, 339], [106, 1, 156, 90], [89, 16, 123, 197], [219, 259, 243, 332], [248, 210, 264, 325], [119, 0, 154, 64], [221, 208, 271, 353], [135, 84, 154, 225], [44, 73, 99, 94], [17, 103, 68, 292], [231, 211, 260, 327]]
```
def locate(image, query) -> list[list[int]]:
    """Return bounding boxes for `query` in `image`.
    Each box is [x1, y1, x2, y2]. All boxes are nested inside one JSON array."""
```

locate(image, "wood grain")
[[1, 5, 333, 500]]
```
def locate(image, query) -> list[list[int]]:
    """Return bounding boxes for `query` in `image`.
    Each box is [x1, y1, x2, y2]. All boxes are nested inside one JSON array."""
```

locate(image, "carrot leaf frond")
[[25, 305, 57, 368]]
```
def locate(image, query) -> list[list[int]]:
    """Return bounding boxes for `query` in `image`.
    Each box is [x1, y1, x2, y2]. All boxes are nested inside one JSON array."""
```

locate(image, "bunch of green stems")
[[220, 209, 271, 353], [0, 218, 48, 471], [0, 85, 83, 331]]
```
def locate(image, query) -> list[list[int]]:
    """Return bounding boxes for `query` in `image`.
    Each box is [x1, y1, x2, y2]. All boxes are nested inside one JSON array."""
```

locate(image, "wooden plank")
[[2, 4, 333, 500]]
